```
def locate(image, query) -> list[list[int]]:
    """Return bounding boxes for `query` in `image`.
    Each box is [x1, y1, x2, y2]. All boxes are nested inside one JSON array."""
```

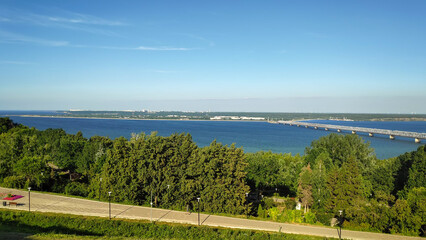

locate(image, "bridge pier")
[[278, 121, 425, 143]]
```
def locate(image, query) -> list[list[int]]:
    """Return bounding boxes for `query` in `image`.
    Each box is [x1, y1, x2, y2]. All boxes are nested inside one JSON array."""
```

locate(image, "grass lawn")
[[0, 209, 338, 240]]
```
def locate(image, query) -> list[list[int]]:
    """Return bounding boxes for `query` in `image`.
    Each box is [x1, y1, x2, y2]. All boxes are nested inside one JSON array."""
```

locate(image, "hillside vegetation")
[[0, 117, 424, 236]]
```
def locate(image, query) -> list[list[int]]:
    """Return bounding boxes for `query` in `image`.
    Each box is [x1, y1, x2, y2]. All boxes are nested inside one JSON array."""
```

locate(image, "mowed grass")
[[0, 209, 338, 240]]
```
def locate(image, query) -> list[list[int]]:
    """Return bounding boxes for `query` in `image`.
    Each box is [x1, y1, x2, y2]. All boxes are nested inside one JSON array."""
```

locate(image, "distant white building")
[[210, 116, 266, 121]]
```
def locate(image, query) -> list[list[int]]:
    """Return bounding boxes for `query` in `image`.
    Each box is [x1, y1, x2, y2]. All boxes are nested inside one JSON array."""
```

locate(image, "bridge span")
[[277, 121, 426, 143]]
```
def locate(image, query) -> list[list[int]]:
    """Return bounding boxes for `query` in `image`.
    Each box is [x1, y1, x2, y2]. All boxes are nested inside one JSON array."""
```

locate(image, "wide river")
[[2, 112, 426, 159]]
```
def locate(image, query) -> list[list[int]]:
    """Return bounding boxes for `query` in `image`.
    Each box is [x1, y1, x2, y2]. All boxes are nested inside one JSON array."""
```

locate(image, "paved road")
[[0, 187, 422, 240]]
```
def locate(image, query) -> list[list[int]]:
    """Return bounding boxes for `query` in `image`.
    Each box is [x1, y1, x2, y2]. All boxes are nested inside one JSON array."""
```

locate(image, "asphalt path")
[[0, 187, 422, 240]]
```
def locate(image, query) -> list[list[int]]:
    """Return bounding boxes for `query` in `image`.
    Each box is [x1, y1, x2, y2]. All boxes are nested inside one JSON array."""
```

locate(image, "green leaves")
[[246, 151, 304, 196], [305, 133, 376, 174]]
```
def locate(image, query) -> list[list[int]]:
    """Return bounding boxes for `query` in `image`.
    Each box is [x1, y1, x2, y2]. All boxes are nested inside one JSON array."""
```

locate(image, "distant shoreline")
[[4, 114, 268, 123], [3, 114, 426, 122]]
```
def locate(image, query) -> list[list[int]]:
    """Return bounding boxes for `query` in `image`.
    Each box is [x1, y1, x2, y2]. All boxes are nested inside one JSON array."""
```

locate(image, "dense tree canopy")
[[0, 117, 424, 236]]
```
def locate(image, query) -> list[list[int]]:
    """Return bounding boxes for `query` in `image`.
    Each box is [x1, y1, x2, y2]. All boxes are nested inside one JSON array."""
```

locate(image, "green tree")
[[311, 156, 328, 209], [13, 155, 49, 188], [200, 141, 250, 214], [246, 151, 303, 196], [305, 133, 376, 175], [0, 117, 20, 134], [394, 145, 426, 198], [298, 164, 313, 213], [390, 199, 422, 235], [407, 187, 426, 236], [325, 157, 366, 213]]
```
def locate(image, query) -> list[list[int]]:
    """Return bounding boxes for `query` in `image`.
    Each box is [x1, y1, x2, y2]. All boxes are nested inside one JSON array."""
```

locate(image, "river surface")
[[1, 111, 425, 159]]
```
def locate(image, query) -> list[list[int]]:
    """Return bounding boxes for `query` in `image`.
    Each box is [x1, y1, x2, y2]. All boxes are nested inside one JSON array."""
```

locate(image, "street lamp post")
[[28, 187, 31, 212], [245, 192, 249, 218], [108, 191, 112, 220], [150, 190, 153, 222], [197, 197, 201, 226], [99, 178, 102, 200], [338, 210, 343, 239]]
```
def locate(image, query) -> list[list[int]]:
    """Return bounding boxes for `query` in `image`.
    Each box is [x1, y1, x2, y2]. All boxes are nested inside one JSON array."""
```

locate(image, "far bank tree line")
[[0, 117, 424, 236]]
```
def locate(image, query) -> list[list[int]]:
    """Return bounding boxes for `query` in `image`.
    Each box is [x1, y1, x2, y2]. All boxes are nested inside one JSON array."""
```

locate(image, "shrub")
[[262, 197, 276, 209], [284, 198, 296, 210], [268, 207, 281, 221], [65, 182, 88, 197], [304, 211, 317, 224], [257, 204, 267, 218], [279, 209, 303, 223], [2, 175, 26, 188], [315, 210, 333, 226]]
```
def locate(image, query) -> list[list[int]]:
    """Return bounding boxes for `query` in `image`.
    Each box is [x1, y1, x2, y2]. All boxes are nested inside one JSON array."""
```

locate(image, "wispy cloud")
[[0, 30, 194, 51], [136, 46, 193, 51], [44, 12, 124, 26], [4, 8, 125, 26], [1, 8, 125, 36], [0, 30, 68, 47], [97, 45, 194, 51]]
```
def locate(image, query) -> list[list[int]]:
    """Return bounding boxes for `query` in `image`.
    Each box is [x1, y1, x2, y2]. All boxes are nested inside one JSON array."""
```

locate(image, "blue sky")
[[0, 0, 425, 113]]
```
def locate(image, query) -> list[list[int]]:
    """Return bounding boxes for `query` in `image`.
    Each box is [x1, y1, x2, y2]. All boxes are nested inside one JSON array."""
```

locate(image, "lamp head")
[[339, 210, 343, 215], [28, 187, 31, 191], [108, 191, 111, 196], [197, 197, 200, 202]]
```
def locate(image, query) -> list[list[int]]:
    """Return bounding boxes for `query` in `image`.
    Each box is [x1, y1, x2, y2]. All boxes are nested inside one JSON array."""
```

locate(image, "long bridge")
[[277, 121, 426, 143]]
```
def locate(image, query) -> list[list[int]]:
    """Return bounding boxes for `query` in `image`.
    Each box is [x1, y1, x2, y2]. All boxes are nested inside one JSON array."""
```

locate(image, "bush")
[[284, 198, 296, 210], [2, 175, 26, 188], [279, 210, 303, 223], [257, 204, 268, 218], [65, 182, 88, 197], [262, 197, 276, 209], [315, 210, 333, 226], [304, 211, 317, 224], [268, 207, 281, 221]]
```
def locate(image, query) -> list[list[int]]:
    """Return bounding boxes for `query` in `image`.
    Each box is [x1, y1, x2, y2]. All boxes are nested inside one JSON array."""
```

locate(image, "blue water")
[[2, 114, 425, 159]]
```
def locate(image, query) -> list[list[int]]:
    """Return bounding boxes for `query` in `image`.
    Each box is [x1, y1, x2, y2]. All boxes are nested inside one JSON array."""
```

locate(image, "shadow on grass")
[[0, 231, 33, 240], [0, 219, 101, 237]]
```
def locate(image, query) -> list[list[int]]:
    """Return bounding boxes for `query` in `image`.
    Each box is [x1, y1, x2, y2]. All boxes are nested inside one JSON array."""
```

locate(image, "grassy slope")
[[0, 209, 337, 240]]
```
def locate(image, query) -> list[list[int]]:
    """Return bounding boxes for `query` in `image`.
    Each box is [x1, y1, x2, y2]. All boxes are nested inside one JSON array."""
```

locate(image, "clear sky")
[[1, 0, 425, 113]]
